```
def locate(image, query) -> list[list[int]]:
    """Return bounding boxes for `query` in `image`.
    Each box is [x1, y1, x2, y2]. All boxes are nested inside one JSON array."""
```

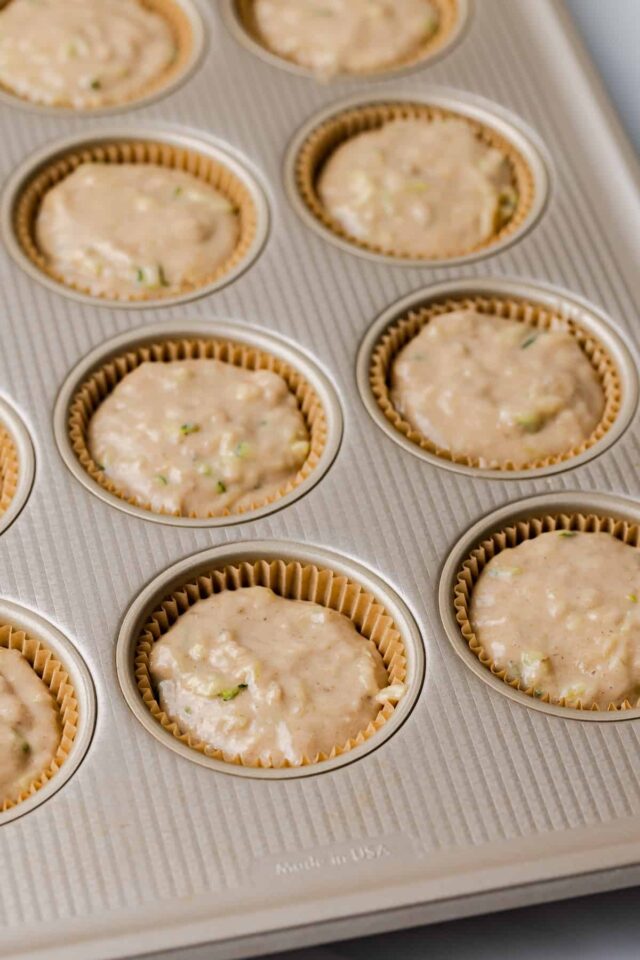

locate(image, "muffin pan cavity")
[[0, 396, 35, 537], [0, 600, 96, 826], [0, 0, 206, 116], [53, 321, 342, 526], [284, 90, 548, 266], [222, 0, 469, 81], [439, 491, 640, 722], [356, 279, 637, 478], [116, 540, 425, 778], [0, 127, 269, 308]]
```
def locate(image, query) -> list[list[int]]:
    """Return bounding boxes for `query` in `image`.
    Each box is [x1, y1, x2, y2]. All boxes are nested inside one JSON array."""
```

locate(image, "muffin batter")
[[149, 586, 396, 765], [36, 164, 240, 299], [0, 648, 61, 807], [88, 359, 311, 516], [253, 0, 439, 77], [391, 310, 604, 466], [318, 118, 517, 258], [471, 531, 640, 708], [0, 0, 176, 109]]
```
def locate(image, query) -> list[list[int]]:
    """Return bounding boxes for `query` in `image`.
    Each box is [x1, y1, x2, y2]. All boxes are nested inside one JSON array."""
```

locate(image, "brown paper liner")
[[0, 621, 79, 812], [235, 0, 459, 77], [370, 294, 620, 471], [68, 337, 327, 519], [454, 512, 640, 712], [0, 422, 18, 518], [135, 558, 407, 767], [0, 0, 195, 111], [295, 101, 534, 261], [14, 139, 257, 303]]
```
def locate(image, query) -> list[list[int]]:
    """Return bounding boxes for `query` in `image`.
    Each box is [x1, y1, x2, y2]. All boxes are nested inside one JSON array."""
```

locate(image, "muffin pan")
[[0, 0, 206, 116], [1, 1, 640, 958]]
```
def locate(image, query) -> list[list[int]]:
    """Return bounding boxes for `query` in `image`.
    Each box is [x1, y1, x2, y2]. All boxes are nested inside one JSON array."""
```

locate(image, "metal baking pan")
[[1, 1, 640, 958]]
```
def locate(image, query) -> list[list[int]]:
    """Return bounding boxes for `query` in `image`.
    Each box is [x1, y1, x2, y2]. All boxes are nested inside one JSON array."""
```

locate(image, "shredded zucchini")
[[515, 411, 544, 433], [235, 441, 251, 458], [488, 566, 522, 580], [179, 423, 200, 436], [219, 683, 248, 702]]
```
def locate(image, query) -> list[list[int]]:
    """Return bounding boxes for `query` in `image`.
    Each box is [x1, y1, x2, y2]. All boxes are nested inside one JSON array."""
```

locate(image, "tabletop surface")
[[262, 3, 640, 959]]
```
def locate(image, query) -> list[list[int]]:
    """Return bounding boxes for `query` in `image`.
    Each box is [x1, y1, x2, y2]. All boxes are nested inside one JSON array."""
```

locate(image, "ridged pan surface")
[[1, 1, 640, 958]]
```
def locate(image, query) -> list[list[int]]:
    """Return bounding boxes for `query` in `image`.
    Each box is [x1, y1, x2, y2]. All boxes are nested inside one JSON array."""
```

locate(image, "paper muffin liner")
[[0, 422, 18, 517], [369, 294, 620, 471], [0, 619, 79, 812], [295, 101, 534, 261], [0, 0, 196, 111], [235, 0, 459, 77], [67, 336, 327, 519], [453, 510, 640, 713], [135, 557, 407, 767], [14, 138, 257, 302]]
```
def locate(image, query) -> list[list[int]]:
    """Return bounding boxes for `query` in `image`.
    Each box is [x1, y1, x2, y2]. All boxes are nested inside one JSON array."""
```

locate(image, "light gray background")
[[566, 0, 640, 151], [262, 2, 640, 959]]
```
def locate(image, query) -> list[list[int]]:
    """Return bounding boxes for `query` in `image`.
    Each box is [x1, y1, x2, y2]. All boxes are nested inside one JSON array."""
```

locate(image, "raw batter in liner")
[[0, 648, 61, 807], [318, 118, 517, 258], [0, 0, 177, 109], [471, 531, 640, 708], [36, 164, 240, 299], [149, 586, 402, 765], [253, 0, 440, 78], [88, 359, 311, 517], [391, 309, 604, 467]]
